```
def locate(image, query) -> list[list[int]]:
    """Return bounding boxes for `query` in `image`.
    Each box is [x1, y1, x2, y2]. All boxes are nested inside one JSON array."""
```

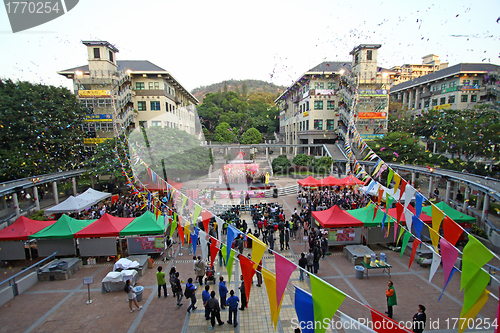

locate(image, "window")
[[432, 99, 438, 106], [109, 51, 113, 62], [139, 121, 147, 128], [471, 95, 477, 102], [327, 101, 335, 110], [326, 119, 335, 130], [328, 82, 336, 89], [367, 50, 372, 60], [441, 84, 446, 90], [306, 120, 309, 131], [314, 101, 323, 110], [472, 80, 479, 86], [450, 81, 457, 87], [93, 48, 100, 59], [463, 79, 470, 85], [461, 95, 468, 102], [154, 82, 159, 90], [424, 99, 430, 108], [299, 122, 302, 131], [418, 102, 421, 109], [150, 101, 160, 111], [440, 97, 446, 105], [148, 82, 154, 90], [152, 121, 161, 127], [136, 82, 145, 90], [315, 119, 323, 130], [137, 101, 146, 111], [448, 95, 455, 104], [314, 82, 324, 89], [306, 101, 309, 111]]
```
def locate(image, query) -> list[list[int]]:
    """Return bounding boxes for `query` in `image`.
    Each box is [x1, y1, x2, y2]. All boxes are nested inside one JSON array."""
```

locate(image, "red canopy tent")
[[74, 213, 134, 238], [297, 176, 321, 187], [387, 205, 432, 224], [318, 175, 339, 187], [0, 216, 56, 241], [140, 179, 183, 191], [332, 175, 365, 187], [312, 205, 364, 228]]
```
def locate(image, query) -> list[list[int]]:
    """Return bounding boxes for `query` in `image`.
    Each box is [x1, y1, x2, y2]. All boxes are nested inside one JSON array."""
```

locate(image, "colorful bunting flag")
[[199, 230, 208, 261], [440, 238, 458, 286], [442, 216, 463, 246], [409, 239, 422, 269], [262, 269, 282, 330], [239, 255, 256, 305], [439, 267, 459, 301], [275, 253, 297, 310], [209, 237, 219, 268], [462, 268, 490, 315], [191, 232, 198, 255], [412, 216, 424, 240], [248, 233, 266, 270], [429, 251, 441, 283], [400, 232, 411, 258], [294, 287, 315, 333], [192, 205, 202, 226], [458, 290, 490, 333], [460, 235, 493, 291], [310, 274, 346, 333]]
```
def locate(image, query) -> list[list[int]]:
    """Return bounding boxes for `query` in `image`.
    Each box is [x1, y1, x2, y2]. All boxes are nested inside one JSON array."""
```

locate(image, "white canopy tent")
[[359, 182, 405, 202], [45, 188, 111, 214]]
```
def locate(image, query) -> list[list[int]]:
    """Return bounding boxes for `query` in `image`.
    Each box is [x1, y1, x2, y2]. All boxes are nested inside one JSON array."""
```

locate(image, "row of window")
[[83, 122, 114, 132], [137, 101, 176, 112], [431, 80, 480, 91], [314, 119, 335, 130], [135, 82, 176, 95], [314, 82, 336, 90], [314, 100, 336, 110], [418, 94, 478, 108]]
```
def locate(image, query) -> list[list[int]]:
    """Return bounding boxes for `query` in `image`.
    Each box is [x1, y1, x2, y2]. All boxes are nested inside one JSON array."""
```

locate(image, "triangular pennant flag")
[[199, 230, 208, 261], [415, 193, 425, 217], [377, 187, 384, 205], [438, 267, 459, 301], [310, 275, 346, 333], [192, 205, 202, 227], [169, 216, 178, 240], [442, 216, 463, 246], [440, 238, 458, 285], [386, 196, 394, 212], [462, 268, 490, 315], [215, 216, 224, 242], [396, 202, 404, 223], [248, 233, 266, 270], [429, 227, 441, 252], [397, 226, 405, 245], [458, 290, 490, 333], [209, 237, 219, 268], [429, 251, 441, 283], [393, 173, 401, 194], [262, 269, 282, 330], [226, 226, 237, 264], [239, 255, 256, 305], [188, 199, 194, 210], [340, 312, 377, 333], [220, 246, 236, 285], [369, 307, 409, 333], [404, 209, 413, 233], [177, 220, 185, 246], [461, 235, 493, 291], [393, 220, 399, 243], [399, 179, 407, 201], [202, 210, 212, 234], [387, 169, 394, 188], [412, 216, 424, 240], [191, 232, 198, 256], [275, 253, 297, 310], [181, 195, 187, 212], [404, 186, 417, 209], [400, 232, 411, 258], [409, 239, 422, 269], [184, 223, 191, 244], [294, 287, 315, 333]]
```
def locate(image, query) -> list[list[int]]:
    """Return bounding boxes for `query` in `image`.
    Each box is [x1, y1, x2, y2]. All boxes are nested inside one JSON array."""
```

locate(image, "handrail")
[[0, 251, 58, 288], [467, 207, 500, 235]]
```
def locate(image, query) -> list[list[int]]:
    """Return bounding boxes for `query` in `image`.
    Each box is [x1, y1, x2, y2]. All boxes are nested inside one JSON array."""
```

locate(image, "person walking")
[[385, 280, 397, 319], [313, 246, 321, 274], [306, 249, 314, 274], [321, 236, 328, 260], [207, 291, 225, 330], [172, 272, 183, 307], [219, 276, 228, 310], [279, 230, 285, 251], [412, 305, 426, 333], [285, 228, 290, 250], [186, 278, 198, 313], [156, 266, 168, 298], [268, 231, 275, 254], [226, 290, 240, 328], [195, 256, 206, 286], [298, 252, 307, 281], [239, 276, 247, 311], [202, 285, 211, 320], [124, 280, 142, 313], [256, 259, 263, 287]]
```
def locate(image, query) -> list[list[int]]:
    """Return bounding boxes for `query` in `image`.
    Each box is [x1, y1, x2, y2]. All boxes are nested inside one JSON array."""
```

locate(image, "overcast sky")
[[0, 0, 499, 92]]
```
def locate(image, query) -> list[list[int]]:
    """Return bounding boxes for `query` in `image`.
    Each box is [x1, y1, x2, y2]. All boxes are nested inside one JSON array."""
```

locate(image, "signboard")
[[83, 138, 112, 145], [433, 104, 452, 110], [358, 112, 387, 119], [127, 236, 164, 255], [303, 111, 309, 117], [442, 87, 457, 93], [360, 134, 385, 140], [83, 277, 94, 285], [459, 84, 480, 91], [84, 114, 113, 122], [314, 89, 336, 96], [359, 89, 388, 96], [78, 90, 111, 98]]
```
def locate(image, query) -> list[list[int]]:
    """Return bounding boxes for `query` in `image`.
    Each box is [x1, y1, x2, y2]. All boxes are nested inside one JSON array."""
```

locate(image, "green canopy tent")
[[422, 201, 476, 223], [120, 211, 165, 236], [30, 215, 96, 239], [347, 205, 396, 227]]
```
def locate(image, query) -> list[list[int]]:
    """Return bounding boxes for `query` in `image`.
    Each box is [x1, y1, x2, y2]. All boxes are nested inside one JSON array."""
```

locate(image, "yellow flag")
[[458, 290, 490, 333], [262, 269, 284, 330], [248, 233, 266, 270], [184, 223, 191, 243], [431, 204, 444, 244], [428, 227, 440, 252], [393, 173, 401, 194]]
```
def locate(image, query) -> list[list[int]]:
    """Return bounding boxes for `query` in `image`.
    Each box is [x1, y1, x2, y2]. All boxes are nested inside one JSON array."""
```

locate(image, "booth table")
[[101, 270, 139, 293], [360, 261, 392, 278]]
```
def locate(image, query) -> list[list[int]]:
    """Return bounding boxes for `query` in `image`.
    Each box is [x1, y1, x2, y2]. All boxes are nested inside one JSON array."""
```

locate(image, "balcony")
[[134, 89, 165, 97]]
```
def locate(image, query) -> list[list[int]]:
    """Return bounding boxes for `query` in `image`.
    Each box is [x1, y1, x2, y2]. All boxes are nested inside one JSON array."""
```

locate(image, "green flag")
[[400, 232, 411, 258], [220, 245, 236, 286], [462, 269, 490, 316], [192, 205, 202, 225], [169, 213, 178, 240], [181, 196, 188, 212], [310, 275, 346, 333], [386, 195, 394, 214], [396, 225, 405, 245], [387, 169, 394, 188], [461, 235, 493, 291]]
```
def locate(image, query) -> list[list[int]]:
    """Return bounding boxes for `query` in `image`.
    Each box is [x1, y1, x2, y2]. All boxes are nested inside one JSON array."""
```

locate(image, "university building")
[[390, 54, 448, 86], [390, 63, 500, 113], [58, 41, 198, 146]]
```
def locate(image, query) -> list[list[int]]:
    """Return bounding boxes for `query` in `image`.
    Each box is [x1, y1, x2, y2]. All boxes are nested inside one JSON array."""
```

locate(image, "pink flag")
[[440, 238, 458, 285], [275, 252, 297, 310]]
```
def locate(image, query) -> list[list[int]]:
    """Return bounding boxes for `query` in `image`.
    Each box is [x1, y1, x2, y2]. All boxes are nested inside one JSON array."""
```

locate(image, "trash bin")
[[355, 265, 364, 279], [134, 286, 144, 302], [273, 188, 278, 198]]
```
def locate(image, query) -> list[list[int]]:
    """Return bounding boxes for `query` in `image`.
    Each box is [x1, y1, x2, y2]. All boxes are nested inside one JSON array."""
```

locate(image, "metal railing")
[[0, 252, 58, 297]]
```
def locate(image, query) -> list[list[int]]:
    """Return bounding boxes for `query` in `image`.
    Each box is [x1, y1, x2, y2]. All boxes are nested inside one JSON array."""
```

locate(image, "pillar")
[[463, 186, 470, 212], [33, 186, 40, 212], [265, 147, 269, 160], [12, 192, 20, 218], [412, 172, 416, 187], [308, 146, 311, 155], [91, 176, 95, 188], [402, 91, 407, 105], [280, 147, 283, 155], [52, 181, 59, 205], [72, 177, 77, 196], [445, 180, 452, 204], [428, 176, 433, 198], [476, 193, 482, 210], [481, 194, 490, 223], [1, 196, 6, 210]]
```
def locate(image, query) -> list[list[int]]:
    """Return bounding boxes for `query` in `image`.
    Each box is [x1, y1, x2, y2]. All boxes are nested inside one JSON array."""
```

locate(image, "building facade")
[[390, 63, 500, 114], [58, 41, 198, 146], [339, 44, 393, 140], [390, 54, 448, 86], [276, 62, 351, 153]]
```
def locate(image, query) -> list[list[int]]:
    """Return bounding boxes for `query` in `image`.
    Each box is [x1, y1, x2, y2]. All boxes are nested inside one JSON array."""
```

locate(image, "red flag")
[[409, 239, 422, 269], [239, 255, 256, 305], [369, 306, 412, 333], [210, 237, 219, 268], [202, 210, 212, 234], [442, 216, 463, 246], [399, 179, 407, 202], [377, 187, 384, 205], [395, 202, 404, 224], [178, 218, 184, 246]]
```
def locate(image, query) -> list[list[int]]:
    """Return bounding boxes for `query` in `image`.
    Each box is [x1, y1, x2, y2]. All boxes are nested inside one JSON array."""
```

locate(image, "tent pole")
[[119, 238, 124, 258]]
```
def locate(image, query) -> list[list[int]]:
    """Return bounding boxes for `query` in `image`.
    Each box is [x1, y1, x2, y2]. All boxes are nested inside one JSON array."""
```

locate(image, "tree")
[[83, 138, 130, 180], [292, 154, 313, 167], [241, 128, 262, 144], [242, 81, 248, 99], [272, 155, 291, 174], [213, 122, 236, 142], [0, 79, 87, 181], [311, 156, 333, 174]]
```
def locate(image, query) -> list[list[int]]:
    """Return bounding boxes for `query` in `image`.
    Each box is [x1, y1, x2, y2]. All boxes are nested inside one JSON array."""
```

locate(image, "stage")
[[207, 182, 276, 191]]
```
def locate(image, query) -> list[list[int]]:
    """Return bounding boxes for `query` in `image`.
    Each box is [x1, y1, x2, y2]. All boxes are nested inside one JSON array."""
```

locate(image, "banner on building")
[[358, 112, 387, 119], [84, 114, 113, 122], [79, 90, 111, 98]]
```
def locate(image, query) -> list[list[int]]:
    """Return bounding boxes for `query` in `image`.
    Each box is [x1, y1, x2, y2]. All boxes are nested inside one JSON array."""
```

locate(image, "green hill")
[[191, 79, 286, 104]]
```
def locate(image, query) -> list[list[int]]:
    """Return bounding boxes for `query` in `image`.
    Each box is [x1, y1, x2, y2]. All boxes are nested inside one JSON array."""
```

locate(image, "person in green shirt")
[[385, 280, 397, 318], [157, 266, 168, 298]]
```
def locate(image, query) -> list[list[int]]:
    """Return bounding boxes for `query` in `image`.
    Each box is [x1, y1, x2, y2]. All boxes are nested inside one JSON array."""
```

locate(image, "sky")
[[0, 0, 499, 92]]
